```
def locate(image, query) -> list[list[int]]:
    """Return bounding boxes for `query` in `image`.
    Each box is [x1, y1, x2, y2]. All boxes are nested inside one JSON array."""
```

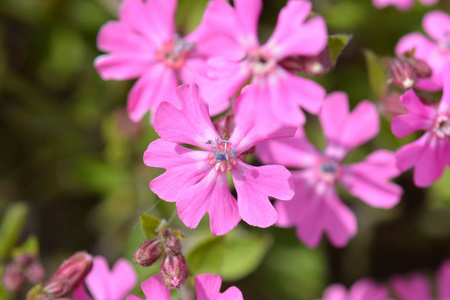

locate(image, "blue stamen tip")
[[231, 148, 237, 158]]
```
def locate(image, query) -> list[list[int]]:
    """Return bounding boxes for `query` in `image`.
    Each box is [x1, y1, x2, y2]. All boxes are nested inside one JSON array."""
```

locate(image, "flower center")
[[246, 49, 276, 77], [317, 158, 341, 184], [432, 115, 450, 138], [156, 34, 194, 70], [206, 138, 238, 172]]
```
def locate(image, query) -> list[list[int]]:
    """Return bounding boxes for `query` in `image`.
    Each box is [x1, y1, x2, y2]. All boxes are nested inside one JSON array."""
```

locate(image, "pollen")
[[207, 138, 237, 172]]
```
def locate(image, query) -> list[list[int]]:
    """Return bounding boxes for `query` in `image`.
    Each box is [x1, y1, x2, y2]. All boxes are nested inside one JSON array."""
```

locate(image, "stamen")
[[207, 139, 238, 172]]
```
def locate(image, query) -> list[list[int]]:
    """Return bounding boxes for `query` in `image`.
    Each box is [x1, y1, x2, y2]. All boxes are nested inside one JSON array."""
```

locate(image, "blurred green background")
[[1, 0, 450, 299]]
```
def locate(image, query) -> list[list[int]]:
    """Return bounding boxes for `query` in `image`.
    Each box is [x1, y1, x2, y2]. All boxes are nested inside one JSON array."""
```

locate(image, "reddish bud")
[[164, 235, 182, 255], [14, 254, 35, 268], [25, 261, 46, 284], [379, 93, 408, 117], [159, 254, 188, 289], [3, 264, 25, 292], [213, 112, 235, 141], [42, 279, 72, 298], [134, 238, 163, 267], [49, 251, 93, 291], [411, 58, 432, 78], [390, 59, 416, 89], [279, 48, 332, 76]]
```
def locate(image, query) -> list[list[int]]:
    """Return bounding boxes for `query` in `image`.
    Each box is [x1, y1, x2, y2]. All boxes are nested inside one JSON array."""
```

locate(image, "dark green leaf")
[[364, 49, 388, 99], [328, 34, 352, 65], [186, 236, 226, 275]]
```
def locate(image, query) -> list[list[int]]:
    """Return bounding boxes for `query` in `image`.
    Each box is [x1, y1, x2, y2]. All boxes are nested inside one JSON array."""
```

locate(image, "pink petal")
[[94, 54, 150, 80], [108, 259, 137, 299], [141, 275, 171, 300], [177, 170, 240, 235], [340, 150, 402, 209], [437, 259, 450, 300], [154, 84, 219, 149], [127, 63, 178, 122], [144, 140, 210, 202], [232, 162, 294, 228], [391, 273, 433, 300], [256, 128, 320, 169], [439, 65, 450, 115], [322, 284, 347, 300], [97, 21, 154, 54], [349, 279, 389, 300], [73, 285, 92, 300], [423, 10, 450, 43], [264, 1, 327, 59], [195, 274, 244, 300], [119, 0, 174, 45], [229, 84, 298, 153], [86, 257, 137, 300], [395, 133, 428, 172], [234, 0, 262, 44], [321, 93, 379, 159], [391, 90, 436, 138], [412, 133, 449, 187], [85, 257, 110, 300], [419, 0, 439, 4]]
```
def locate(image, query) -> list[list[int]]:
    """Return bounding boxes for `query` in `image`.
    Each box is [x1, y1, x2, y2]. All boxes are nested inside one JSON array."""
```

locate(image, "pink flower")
[[73, 256, 137, 300], [395, 10, 450, 91], [127, 274, 243, 300], [320, 279, 391, 300], [257, 92, 403, 247], [193, 0, 327, 125], [144, 83, 295, 235], [95, 0, 208, 122], [391, 259, 450, 300], [372, 0, 438, 11], [391, 65, 450, 187]]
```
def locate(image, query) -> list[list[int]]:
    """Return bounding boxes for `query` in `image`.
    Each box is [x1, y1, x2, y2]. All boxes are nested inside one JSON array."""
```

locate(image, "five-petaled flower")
[[95, 0, 209, 122], [257, 92, 403, 247], [144, 83, 295, 235], [193, 0, 327, 126]]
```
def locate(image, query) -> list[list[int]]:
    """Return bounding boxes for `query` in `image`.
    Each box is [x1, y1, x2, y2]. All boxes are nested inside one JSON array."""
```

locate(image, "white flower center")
[[246, 49, 276, 77], [432, 115, 450, 138], [317, 158, 341, 184]]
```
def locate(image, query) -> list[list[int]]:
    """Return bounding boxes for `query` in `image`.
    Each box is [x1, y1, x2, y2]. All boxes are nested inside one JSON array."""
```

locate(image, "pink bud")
[[49, 251, 93, 291], [213, 112, 235, 141], [279, 48, 332, 76], [164, 235, 182, 255], [411, 58, 432, 78], [379, 92, 408, 117], [134, 238, 163, 267], [42, 279, 72, 297], [159, 254, 188, 289], [390, 59, 416, 89], [14, 254, 35, 268], [25, 261, 46, 284], [3, 264, 25, 292]]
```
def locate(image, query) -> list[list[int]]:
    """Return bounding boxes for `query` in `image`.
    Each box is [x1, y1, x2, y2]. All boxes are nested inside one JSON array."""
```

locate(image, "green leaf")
[[328, 34, 352, 65], [221, 231, 273, 281], [0, 203, 28, 261], [364, 49, 388, 99], [186, 236, 226, 275], [139, 214, 162, 239]]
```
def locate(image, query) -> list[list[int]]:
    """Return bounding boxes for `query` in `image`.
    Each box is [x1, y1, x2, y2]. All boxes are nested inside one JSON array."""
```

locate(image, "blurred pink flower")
[[144, 83, 295, 235], [73, 256, 137, 300], [391, 65, 450, 187], [95, 0, 208, 122], [395, 10, 450, 91], [257, 92, 403, 247], [127, 274, 243, 300], [372, 0, 438, 11], [320, 279, 391, 300], [194, 0, 327, 126], [391, 259, 450, 300]]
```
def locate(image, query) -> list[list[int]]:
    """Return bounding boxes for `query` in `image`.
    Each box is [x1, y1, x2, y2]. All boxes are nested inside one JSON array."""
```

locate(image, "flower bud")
[[279, 48, 332, 76], [14, 254, 35, 268], [42, 279, 72, 298], [134, 238, 163, 267], [390, 59, 416, 89], [213, 112, 235, 141], [410, 58, 432, 78], [379, 92, 408, 117], [159, 254, 188, 289], [3, 264, 25, 292], [164, 235, 182, 255], [25, 261, 46, 284], [49, 251, 93, 291]]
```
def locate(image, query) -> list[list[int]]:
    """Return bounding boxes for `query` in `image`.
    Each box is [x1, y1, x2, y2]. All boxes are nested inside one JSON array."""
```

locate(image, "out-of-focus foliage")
[[1, 0, 450, 299]]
